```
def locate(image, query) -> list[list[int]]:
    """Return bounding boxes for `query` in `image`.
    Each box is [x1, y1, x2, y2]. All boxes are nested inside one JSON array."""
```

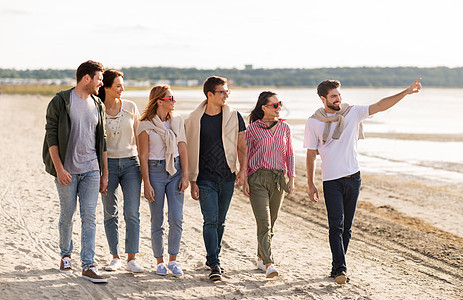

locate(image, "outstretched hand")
[[406, 78, 422, 95]]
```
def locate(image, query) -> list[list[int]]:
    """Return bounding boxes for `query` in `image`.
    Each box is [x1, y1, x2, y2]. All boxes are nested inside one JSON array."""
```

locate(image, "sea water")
[[125, 88, 463, 185]]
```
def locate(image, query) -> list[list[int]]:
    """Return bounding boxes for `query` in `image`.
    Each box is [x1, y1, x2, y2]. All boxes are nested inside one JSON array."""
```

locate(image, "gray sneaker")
[[156, 262, 167, 276], [167, 261, 184, 276]]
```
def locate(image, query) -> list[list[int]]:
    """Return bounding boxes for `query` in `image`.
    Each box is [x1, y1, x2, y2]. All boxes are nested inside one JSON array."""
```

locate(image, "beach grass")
[[0, 84, 202, 96], [0, 84, 74, 96]]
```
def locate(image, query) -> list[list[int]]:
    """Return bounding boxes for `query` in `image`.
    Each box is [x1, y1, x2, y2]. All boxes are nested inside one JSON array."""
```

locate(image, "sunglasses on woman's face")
[[161, 96, 175, 102], [264, 101, 282, 109]]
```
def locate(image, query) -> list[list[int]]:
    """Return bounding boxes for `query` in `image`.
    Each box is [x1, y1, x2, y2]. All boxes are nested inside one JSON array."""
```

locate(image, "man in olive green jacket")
[[42, 60, 109, 283]]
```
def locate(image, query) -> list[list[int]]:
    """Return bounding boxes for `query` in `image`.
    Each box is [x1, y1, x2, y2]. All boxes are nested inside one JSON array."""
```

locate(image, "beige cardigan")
[[184, 100, 238, 181], [137, 113, 186, 175]]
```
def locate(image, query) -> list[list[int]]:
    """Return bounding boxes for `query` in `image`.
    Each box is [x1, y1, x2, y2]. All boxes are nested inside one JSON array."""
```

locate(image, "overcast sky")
[[1, 0, 461, 70]]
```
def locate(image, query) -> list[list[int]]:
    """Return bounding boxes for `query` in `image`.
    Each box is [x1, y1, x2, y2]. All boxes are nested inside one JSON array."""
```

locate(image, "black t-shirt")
[[197, 111, 246, 182]]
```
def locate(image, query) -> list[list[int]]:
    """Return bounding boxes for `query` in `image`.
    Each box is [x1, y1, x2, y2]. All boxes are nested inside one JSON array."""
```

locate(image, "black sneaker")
[[331, 269, 350, 283], [209, 265, 222, 281], [206, 261, 224, 273], [334, 270, 347, 284]]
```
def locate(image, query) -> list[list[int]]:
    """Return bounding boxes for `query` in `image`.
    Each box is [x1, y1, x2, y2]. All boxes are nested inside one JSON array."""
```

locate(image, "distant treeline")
[[1, 66, 463, 87]]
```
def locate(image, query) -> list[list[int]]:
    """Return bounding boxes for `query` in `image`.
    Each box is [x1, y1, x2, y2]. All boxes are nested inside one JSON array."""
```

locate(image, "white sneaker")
[[256, 258, 266, 272], [167, 261, 184, 277], [266, 264, 279, 278], [105, 258, 121, 271], [156, 262, 167, 276], [126, 260, 144, 273]]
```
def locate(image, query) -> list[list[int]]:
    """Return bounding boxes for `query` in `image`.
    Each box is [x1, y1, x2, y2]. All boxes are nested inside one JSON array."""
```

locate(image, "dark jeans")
[[323, 171, 361, 273], [197, 180, 235, 267]]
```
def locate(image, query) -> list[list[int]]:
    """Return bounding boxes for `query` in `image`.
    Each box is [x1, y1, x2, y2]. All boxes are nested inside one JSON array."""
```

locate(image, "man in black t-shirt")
[[185, 76, 246, 281]]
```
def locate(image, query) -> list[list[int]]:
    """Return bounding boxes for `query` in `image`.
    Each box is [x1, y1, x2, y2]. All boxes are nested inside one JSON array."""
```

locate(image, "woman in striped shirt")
[[243, 91, 295, 278]]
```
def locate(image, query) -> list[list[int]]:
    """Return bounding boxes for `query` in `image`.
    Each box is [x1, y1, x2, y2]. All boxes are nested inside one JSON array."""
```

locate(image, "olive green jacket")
[[42, 88, 106, 177]]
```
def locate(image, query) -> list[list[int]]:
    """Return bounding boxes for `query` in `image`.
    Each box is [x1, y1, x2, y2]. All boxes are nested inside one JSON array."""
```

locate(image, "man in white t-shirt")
[[304, 78, 421, 284]]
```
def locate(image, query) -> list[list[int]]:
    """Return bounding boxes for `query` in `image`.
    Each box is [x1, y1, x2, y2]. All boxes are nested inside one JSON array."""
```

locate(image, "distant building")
[[174, 79, 199, 87], [245, 64, 253, 70], [125, 80, 150, 87], [153, 80, 171, 86]]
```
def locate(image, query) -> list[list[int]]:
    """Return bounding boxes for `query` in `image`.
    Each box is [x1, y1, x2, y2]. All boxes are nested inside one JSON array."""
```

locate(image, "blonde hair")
[[140, 85, 171, 121]]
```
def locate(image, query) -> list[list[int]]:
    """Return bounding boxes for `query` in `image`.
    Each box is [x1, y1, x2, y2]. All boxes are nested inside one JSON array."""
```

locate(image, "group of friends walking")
[[42, 60, 421, 284]]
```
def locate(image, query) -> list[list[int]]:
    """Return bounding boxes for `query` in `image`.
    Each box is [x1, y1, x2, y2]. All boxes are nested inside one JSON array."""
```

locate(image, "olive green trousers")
[[248, 168, 288, 265]]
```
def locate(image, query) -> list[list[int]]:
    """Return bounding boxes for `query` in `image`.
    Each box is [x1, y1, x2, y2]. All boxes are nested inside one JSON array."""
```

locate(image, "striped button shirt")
[[245, 119, 295, 177]]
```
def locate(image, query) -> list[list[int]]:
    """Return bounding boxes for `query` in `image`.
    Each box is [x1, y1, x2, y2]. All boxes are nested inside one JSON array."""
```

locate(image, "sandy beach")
[[0, 94, 462, 299]]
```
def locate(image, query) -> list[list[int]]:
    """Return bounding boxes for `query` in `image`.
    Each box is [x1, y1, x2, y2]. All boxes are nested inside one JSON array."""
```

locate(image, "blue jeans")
[[148, 157, 184, 258], [323, 171, 362, 273], [101, 157, 141, 255], [197, 180, 235, 267], [55, 170, 100, 268]]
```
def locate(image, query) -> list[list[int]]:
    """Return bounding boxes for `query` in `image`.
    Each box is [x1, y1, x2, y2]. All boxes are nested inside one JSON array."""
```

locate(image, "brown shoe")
[[60, 255, 72, 274], [82, 266, 107, 283]]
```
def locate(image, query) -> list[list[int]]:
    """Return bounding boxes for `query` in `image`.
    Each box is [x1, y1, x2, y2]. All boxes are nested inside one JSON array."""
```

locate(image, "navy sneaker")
[[206, 261, 224, 273], [334, 270, 347, 284], [209, 265, 222, 281]]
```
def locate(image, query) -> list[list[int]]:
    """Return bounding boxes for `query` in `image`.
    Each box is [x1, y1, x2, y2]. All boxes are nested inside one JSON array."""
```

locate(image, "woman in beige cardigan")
[[98, 69, 144, 273], [138, 85, 189, 277]]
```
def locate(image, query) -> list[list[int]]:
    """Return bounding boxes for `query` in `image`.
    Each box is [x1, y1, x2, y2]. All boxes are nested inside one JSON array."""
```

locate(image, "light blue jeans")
[[55, 170, 100, 268], [148, 157, 184, 258], [101, 157, 141, 255]]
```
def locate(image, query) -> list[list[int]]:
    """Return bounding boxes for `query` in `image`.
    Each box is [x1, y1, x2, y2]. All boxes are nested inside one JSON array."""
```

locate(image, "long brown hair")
[[98, 69, 123, 102], [249, 91, 277, 123], [140, 85, 171, 121]]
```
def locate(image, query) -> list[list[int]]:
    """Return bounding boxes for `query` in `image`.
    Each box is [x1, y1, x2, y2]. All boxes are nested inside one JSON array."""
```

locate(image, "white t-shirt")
[[303, 105, 370, 181], [105, 100, 140, 158], [146, 120, 179, 160]]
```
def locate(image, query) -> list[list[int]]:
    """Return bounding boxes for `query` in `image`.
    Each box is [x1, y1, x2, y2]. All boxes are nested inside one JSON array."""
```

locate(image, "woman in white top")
[[138, 85, 189, 276], [98, 69, 144, 273]]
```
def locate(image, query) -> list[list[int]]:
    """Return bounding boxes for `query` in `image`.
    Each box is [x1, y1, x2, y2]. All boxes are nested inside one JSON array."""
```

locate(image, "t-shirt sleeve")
[[237, 111, 246, 132], [354, 105, 370, 121], [176, 116, 187, 144], [303, 118, 319, 150]]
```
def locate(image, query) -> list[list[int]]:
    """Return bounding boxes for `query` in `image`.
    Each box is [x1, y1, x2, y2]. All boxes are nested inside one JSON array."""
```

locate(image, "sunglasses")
[[213, 89, 231, 95], [160, 96, 175, 102], [264, 101, 282, 109]]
